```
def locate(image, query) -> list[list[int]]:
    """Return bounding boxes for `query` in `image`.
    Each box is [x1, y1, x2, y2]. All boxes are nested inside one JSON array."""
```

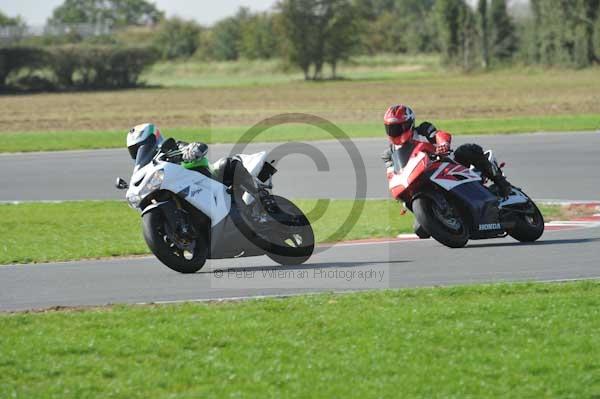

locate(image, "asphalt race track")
[[1, 131, 599, 201], [1, 131, 599, 311], [1, 225, 599, 312]]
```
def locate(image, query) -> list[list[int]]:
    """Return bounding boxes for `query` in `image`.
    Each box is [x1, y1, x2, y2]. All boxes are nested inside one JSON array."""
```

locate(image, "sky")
[[0, 0, 278, 26]]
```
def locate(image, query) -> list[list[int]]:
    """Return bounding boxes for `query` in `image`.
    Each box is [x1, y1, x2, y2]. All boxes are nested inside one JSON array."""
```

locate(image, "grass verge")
[[141, 54, 441, 88], [1, 114, 598, 153], [0, 200, 576, 265], [1, 281, 599, 398]]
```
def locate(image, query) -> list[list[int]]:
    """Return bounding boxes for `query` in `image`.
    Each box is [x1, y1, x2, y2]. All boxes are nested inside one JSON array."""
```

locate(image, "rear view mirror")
[[115, 177, 129, 190]]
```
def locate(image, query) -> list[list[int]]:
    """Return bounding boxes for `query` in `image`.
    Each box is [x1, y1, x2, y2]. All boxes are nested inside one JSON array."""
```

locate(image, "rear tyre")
[[264, 196, 315, 266], [142, 209, 208, 274], [507, 202, 545, 242], [413, 197, 469, 248]]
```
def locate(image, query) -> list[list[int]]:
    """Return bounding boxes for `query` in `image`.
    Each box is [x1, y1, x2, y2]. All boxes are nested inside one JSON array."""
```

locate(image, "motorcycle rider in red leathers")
[[381, 104, 513, 198]]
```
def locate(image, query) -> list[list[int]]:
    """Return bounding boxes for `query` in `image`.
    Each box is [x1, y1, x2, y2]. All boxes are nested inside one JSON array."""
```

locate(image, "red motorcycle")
[[387, 142, 544, 248]]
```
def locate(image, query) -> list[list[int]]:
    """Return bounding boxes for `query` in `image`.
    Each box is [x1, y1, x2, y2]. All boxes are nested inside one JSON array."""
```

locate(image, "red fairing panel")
[[411, 141, 436, 155], [388, 152, 429, 199]]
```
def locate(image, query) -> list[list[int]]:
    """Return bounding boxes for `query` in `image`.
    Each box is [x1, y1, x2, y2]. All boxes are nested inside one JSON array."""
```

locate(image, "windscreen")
[[134, 135, 158, 169], [391, 142, 415, 172]]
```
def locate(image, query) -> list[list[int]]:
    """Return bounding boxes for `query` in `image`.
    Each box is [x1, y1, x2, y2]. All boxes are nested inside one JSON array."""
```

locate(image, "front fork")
[[149, 195, 197, 243]]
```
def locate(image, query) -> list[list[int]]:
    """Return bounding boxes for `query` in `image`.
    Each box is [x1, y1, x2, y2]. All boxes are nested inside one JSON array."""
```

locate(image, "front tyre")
[[142, 209, 208, 274], [413, 197, 469, 249], [507, 202, 545, 242], [264, 196, 315, 266]]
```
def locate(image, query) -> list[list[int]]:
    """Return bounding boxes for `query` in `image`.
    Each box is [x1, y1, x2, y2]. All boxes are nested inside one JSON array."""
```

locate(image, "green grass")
[[0, 200, 412, 265], [2, 114, 599, 153], [1, 281, 599, 398], [142, 54, 441, 88], [0, 200, 565, 265]]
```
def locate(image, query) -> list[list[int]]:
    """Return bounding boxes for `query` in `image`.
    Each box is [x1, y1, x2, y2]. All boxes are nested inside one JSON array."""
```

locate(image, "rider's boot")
[[484, 161, 512, 198], [455, 144, 512, 198]]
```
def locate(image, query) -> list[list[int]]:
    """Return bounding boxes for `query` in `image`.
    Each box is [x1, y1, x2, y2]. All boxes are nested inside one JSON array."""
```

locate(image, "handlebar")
[[428, 149, 453, 162], [155, 149, 183, 164]]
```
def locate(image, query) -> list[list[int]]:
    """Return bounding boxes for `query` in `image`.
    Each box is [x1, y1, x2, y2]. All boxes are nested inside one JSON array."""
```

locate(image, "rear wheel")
[[507, 202, 545, 242], [142, 209, 208, 274], [413, 197, 469, 248]]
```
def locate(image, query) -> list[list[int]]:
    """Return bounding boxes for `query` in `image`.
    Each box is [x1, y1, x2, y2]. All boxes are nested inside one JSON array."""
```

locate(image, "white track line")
[[136, 276, 600, 307]]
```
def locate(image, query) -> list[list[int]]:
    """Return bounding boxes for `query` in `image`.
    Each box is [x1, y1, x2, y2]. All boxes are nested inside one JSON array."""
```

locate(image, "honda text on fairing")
[[387, 144, 544, 248], [116, 137, 314, 274]]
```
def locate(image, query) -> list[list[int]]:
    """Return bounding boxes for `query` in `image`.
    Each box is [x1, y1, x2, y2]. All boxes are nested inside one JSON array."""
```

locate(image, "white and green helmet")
[[127, 123, 164, 160]]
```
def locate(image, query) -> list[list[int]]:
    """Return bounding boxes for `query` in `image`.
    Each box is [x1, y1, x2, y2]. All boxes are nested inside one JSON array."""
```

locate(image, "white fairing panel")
[[388, 152, 427, 190], [430, 162, 482, 191], [238, 152, 267, 177], [499, 188, 530, 207], [127, 161, 231, 226], [161, 163, 231, 226]]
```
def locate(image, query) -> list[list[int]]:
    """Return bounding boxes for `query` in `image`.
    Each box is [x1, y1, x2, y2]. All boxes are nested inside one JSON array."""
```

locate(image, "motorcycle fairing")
[[208, 205, 265, 259], [499, 188, 530, 208], [448, 181, 504, 239], [128, 161, 231, 227], [388, 151, 429, 198], [238, 151, 268, 177], [162, 163, 231, 227], [430, 162, 482, 191]]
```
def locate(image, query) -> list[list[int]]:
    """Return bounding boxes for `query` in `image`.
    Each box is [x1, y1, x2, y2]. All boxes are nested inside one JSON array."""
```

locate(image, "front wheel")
[[142, 209, 208, 274], [263, 196, 315, 266], [507, 202, 545, 242], [412, 197, 469, 248]]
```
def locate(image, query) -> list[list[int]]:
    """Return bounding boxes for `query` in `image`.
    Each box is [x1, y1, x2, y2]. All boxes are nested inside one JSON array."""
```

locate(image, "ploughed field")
[[1, 68, 599, 133]]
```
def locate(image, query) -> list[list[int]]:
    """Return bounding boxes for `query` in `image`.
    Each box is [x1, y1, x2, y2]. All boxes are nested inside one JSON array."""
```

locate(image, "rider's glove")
[[381, 148, 393, 168], [435, 143, 450, 155], [182, 142, 208, 162]]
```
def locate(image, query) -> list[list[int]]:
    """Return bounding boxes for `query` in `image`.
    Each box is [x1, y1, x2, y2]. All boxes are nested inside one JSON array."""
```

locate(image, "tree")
[[0, 11, 25, 27], [0, 11, 27, 43], [324, 0, 361, 78], [362, 12, 407, 55], [355, 0, 437, 55], [530, 0, 600, 66], [211, 17, 241, 61], [154, 18, 201, 60], [489, 0, 517, 63], [278, 0, 320, 80], [595, 14, 600, 62], [209, 8, 252, 61], [460, 4, 478, 70], [477, 0, 489, 68], [576, 0, 600, 65], [279, 0, 360, 80], [239, 12, 280, 59], [434, 0, 462, 64], [48, 0, 164, 27], [435, 0, 479, 70]]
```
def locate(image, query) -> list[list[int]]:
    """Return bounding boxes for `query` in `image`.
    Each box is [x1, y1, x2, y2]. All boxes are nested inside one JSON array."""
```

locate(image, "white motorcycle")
[[116, 138, 314, 273]]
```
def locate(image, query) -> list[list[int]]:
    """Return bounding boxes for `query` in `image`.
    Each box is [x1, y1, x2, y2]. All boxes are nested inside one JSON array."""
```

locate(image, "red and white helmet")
[[384, 104, 415, 145], [126, 123, 164, 160]]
